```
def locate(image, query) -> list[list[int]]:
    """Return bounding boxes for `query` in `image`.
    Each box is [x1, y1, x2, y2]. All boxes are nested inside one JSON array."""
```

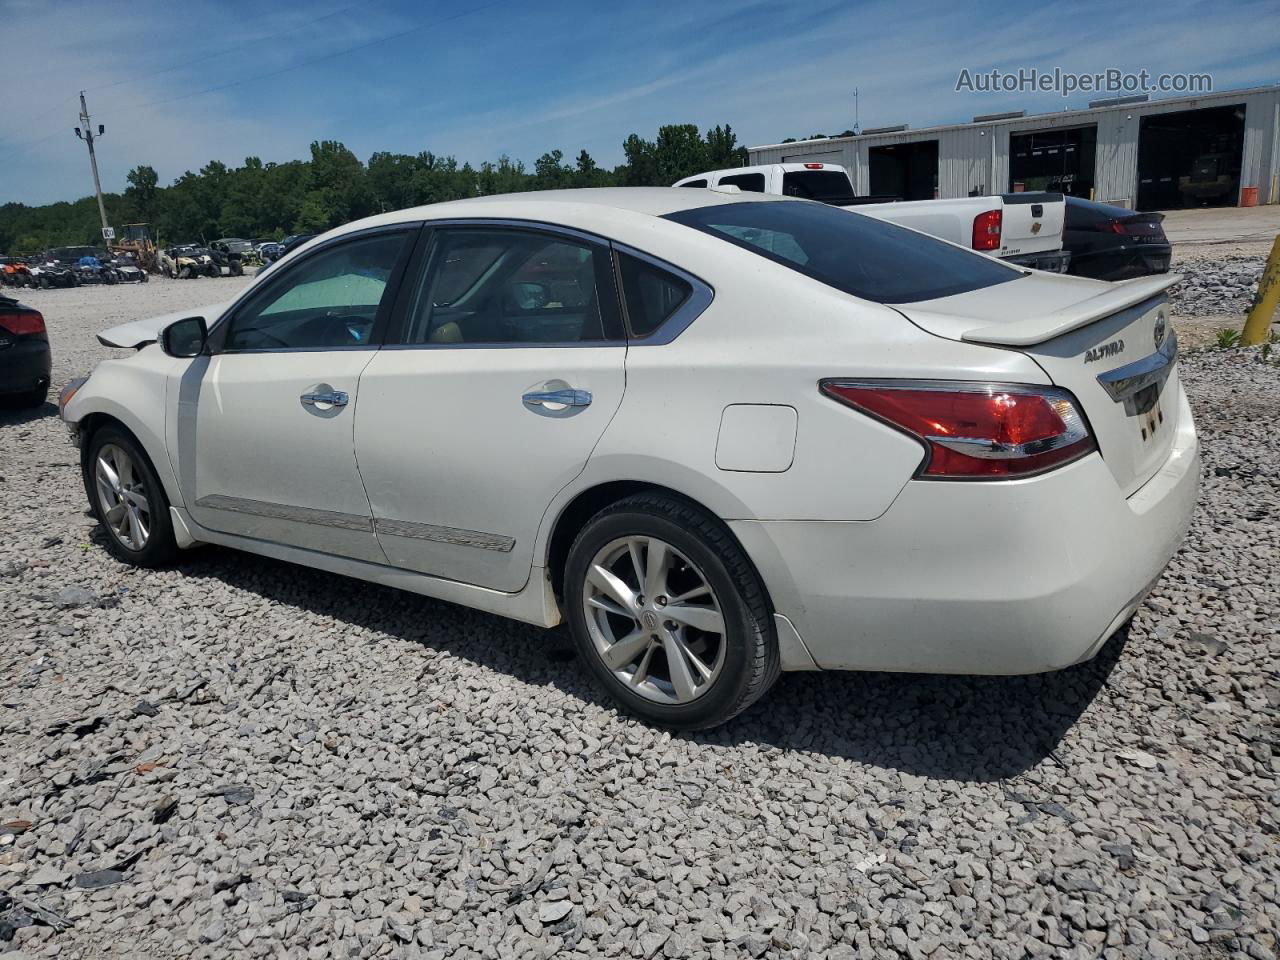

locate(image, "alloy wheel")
[[581, 535, 726, 704], [94, 443, 151, 551]]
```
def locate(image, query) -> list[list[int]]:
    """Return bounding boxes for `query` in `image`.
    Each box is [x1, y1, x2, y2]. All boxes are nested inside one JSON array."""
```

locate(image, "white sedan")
[[60, 188, 1199, 728]]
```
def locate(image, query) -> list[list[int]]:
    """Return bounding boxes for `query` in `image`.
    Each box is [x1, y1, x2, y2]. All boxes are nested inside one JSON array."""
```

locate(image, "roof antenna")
[[852, 87, 861, 135]]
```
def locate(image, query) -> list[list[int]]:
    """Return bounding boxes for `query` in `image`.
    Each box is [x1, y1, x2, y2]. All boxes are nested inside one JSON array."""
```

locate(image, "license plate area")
[[1131, 382, 1164, 442]]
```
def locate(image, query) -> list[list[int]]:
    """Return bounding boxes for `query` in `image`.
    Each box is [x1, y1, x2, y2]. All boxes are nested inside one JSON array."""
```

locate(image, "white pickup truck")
[[673, 163, 1071, 273]]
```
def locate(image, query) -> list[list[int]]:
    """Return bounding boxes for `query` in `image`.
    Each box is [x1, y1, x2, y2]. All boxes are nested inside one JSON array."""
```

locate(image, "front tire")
[[84, 426, 178, 567], [564, 493, 779, 729]]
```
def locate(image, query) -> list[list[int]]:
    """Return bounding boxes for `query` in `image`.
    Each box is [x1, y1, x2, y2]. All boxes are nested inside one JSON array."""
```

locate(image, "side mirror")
[[161, 316, 208, 358]]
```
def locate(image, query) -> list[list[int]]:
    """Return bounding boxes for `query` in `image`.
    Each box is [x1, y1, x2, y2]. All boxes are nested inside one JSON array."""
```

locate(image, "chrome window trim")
[[610, 242, 714, 345]]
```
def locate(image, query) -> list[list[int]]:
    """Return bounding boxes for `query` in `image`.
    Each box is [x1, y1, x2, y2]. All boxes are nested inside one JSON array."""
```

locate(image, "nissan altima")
[[59, 188, 1198, 728]]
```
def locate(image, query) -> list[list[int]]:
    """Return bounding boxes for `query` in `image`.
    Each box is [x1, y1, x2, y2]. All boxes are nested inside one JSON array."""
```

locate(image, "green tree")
[[124, 165, 159, 224]]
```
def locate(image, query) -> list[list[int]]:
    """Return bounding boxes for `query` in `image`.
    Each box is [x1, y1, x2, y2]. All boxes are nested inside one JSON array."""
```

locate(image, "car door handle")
[[300, 390, 349, 407], [522, 389, 592, 408]]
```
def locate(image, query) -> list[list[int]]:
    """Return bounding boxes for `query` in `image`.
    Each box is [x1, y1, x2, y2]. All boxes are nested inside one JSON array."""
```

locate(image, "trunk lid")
[[896, 271, 1183, 496]]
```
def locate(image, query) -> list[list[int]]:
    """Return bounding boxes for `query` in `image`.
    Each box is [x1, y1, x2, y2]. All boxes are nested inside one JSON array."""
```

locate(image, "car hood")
[[98, 302, 227, 349]]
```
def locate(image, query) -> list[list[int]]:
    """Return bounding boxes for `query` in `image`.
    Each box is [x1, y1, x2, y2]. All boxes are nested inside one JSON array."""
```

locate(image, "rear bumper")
[[1005, 249, 1072, 273], [1070, 248, 1172, 281], [732, 390, 1199, 674], [0, 338, 52, 396]]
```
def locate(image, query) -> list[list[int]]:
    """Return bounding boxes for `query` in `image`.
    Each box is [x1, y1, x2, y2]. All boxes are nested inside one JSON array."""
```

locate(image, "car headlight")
[[59, 375, 89, 421]]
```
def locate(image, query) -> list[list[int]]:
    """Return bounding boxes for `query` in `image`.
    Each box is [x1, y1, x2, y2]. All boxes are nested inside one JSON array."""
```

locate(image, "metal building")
[[748, 84, 1280, 209]]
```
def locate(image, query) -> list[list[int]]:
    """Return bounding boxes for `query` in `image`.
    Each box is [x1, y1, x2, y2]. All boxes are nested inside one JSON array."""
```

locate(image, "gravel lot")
[[1, 274, 1278, 960]]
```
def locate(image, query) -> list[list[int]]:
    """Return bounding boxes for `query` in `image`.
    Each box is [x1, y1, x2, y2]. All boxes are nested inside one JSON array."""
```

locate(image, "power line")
[[106, 0, 511, 117]]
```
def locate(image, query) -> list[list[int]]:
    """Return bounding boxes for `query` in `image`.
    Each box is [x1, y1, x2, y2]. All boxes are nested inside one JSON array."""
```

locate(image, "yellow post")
[[1242, 235, 1280, 346]]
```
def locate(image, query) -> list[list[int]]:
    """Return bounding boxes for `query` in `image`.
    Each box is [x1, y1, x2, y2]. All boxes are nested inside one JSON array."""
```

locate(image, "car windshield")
[[664, 200, 1022, 304]]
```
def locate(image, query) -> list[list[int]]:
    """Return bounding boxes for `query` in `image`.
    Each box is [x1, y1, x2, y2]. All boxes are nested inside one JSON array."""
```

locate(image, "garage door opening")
[[868, 140, 938, 200], [1137, 104, 1245, 210], [1009, 125, 1097, 197]]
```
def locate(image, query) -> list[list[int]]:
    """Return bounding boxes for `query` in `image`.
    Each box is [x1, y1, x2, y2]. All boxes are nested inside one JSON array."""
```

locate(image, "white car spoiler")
[[961, 274, 1182, 347]]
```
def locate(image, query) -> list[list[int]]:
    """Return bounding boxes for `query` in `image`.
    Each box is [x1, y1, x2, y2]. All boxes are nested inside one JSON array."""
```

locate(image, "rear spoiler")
[[961, 274, 1181, 347]]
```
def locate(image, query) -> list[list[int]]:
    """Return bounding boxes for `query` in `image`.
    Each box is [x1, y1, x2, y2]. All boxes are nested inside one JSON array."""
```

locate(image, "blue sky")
[[2, 0, 1277, 205]]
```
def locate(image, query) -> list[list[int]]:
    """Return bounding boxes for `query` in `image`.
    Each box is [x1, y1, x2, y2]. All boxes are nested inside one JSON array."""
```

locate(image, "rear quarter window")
[[717, 173, 766, 193], [664, 200, 1021, 304]]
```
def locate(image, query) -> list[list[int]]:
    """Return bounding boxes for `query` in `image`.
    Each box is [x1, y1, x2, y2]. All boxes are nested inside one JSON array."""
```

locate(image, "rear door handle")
[[522, 389, 592, 408], [300, 390, 349, 407]]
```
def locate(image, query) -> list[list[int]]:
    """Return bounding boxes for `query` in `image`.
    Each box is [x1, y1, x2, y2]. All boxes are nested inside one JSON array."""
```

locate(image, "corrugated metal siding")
[[749, 85, 1280, 205]]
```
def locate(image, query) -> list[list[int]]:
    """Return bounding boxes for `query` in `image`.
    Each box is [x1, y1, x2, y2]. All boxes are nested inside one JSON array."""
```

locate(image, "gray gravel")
[[1, 278, 1278, 959], [1169, 255, 1265, 317]]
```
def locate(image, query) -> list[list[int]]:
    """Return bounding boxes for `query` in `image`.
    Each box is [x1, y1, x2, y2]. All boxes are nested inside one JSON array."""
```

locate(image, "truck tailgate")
[[999, 192, 1065, 257]]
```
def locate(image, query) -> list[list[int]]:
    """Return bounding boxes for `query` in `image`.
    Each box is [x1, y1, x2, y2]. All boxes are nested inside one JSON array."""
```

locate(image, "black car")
[[1063, 197, 1172, 281], [0, 293, 51, 408]]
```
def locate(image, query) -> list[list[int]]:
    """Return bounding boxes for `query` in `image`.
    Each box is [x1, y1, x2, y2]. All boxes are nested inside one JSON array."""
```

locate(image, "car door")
[[354, 223, 627, 592], [175, 226, 417, 564]]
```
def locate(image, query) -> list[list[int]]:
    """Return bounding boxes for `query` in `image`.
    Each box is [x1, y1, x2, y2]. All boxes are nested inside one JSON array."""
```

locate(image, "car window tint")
[[403, 229, 616, 345], [718, 173, 766, 193], [619, 254, 693, 337], [224, 232, 407, 350], [665, 200, 1021, 304], [680, 179, 708, 188]]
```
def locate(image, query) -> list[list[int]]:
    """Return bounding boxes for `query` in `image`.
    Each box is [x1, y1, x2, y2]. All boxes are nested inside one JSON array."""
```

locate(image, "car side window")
[[222, 232, 409, 351], [680, 179, 708, 188], [401, 228, 620, 345], [618, 253, 693, 337], [718, 173, 766, 193]]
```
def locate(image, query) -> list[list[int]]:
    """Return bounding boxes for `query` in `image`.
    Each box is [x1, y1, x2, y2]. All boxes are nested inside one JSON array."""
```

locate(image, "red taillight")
[[803, 162, 824, 169], [971, 209, 1002, 251], [821, 381, 1097, 478], [1104, 220, 1127, 234], [0, 309, 45, 336]]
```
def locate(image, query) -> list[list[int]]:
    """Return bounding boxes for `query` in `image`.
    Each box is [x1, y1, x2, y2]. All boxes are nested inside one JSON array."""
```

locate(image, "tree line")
[[0, 124, 749, 253]]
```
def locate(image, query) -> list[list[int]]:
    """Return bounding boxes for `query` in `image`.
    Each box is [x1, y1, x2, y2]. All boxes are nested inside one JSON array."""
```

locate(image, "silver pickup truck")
[[674, 163, 1071, 273]]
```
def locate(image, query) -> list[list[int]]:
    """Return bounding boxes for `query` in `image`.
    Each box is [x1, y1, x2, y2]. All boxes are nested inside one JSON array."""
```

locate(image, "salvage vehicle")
[[61, 189, 1198, 728], [207, 244, 246, 277], [675, 163, 1071, 272], [1, 292, 51, 407], [1064, 197, 1172, 281], [1, 257, 34, 288], [28, 257, 80, 288], [160, 245, 214, 279], [45, 246, 116, 284], [106, 253, 149, 283]]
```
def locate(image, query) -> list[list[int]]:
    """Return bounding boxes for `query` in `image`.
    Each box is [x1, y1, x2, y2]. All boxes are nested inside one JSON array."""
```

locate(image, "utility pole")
[[74, 92, 112, 242]]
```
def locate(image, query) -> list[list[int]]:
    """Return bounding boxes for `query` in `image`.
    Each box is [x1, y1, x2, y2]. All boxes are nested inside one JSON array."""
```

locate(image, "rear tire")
[[563, 493, 779, 729], [83, 425, 178, 567]]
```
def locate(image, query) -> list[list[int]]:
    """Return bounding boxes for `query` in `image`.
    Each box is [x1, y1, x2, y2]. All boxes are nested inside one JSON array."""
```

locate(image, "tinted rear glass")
[[781, 170, 854, 202], [718, 173, 766, 193], [664, 200, 1021, 304], [619, 254, 692, 337]]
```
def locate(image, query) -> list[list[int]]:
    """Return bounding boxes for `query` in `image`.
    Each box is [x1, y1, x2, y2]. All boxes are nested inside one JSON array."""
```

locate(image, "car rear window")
[[781, 170, 855, 203], [664, 200, 1022, 304]]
